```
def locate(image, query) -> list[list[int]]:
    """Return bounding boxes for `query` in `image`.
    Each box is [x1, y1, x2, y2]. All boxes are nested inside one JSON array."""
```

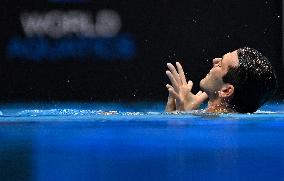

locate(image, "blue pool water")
[[0, 102, 284, 181]]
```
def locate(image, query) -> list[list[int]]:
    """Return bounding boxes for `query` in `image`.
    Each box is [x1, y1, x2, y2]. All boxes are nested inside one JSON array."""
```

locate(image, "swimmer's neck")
[[206, 99, 236, 113]]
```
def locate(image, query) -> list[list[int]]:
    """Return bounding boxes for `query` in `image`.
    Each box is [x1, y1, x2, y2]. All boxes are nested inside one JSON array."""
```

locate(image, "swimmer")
[[165, 47, 277, 113]]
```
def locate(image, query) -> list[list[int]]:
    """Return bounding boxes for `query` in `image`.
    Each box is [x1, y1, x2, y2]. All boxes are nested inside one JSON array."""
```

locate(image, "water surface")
[[0, 102, 284, 181]]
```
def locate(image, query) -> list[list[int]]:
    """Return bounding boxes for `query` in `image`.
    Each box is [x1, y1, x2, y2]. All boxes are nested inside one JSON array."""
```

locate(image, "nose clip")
[[212, 58, 222, 67]]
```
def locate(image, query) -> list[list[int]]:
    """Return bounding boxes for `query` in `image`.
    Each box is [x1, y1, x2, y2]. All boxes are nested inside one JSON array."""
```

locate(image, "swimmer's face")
[[200, 50, 239, 98]]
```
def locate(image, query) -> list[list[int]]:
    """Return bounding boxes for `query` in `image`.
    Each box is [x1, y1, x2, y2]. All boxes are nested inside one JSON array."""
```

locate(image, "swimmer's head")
[[223, 47, 277, 113]]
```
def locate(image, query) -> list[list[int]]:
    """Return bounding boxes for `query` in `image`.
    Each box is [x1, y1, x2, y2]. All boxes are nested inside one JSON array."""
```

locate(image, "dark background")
[[0, 0, 282, 102]]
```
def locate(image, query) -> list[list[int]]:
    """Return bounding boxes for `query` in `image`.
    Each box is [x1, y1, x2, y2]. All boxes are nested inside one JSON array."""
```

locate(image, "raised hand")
[[166, 62, 208, 111]]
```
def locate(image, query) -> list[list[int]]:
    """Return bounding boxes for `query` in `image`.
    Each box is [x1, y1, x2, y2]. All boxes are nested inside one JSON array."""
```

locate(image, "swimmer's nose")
[[212, 58, 221, 67]]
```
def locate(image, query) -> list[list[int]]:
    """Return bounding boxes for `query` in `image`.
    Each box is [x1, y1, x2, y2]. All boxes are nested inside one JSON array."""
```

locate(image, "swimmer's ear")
[[219, 84, 234, 98]]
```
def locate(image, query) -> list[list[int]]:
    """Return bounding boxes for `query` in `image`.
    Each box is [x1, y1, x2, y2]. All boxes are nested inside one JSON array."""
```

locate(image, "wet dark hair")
[[222, 47, 277, 113]]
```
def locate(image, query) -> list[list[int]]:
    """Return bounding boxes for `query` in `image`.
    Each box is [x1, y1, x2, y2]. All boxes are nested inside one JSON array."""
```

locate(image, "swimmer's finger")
[[187, 80, 193, 91], [168, 88, 179, 99], [196, 91, 202, 96], [167, 84, 175, 98], [166, 71, 179, 91], [166, 84, 174, 89], [167, 63, 181, 85], [199, 92, 208, 102], [176, 62, 187, 85]]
